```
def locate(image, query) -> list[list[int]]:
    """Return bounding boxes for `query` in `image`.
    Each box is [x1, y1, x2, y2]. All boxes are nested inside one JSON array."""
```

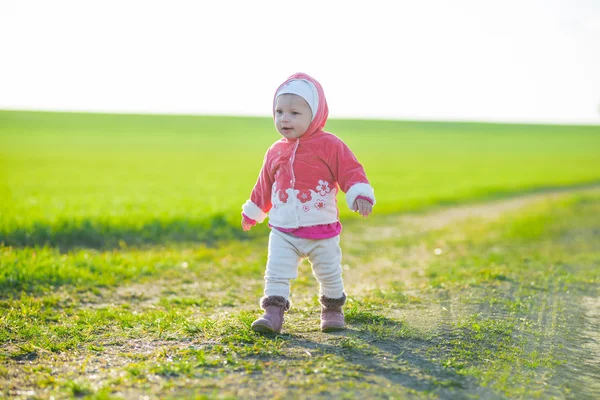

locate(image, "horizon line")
[[1, 107, 599, 127]]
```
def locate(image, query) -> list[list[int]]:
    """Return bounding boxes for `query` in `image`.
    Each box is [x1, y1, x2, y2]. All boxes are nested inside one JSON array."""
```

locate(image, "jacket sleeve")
[[328, 139, 376, 211], [241, 149, 273, 223]]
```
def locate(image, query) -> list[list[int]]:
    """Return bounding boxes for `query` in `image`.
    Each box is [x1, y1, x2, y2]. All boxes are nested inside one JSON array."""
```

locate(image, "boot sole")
[[321, 326, 345, 333], [252, 323, 277, 334]]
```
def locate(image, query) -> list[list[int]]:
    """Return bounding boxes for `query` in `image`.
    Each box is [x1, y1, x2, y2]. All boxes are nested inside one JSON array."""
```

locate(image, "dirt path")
[[343, 185, 600, 291], [104, 186, 599, 310]]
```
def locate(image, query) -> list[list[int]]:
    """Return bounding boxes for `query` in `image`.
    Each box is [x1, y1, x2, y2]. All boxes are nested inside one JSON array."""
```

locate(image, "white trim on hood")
[[275, 79, 319, 121]]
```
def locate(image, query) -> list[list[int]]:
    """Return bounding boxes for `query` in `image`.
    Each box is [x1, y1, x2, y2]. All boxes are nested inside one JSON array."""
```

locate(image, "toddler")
[[241, 72, 375, 333]]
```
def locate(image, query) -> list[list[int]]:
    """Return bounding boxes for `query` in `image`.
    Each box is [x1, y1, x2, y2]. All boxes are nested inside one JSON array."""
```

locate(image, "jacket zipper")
[[290, 139, 301, 226], [290, 139, 300, 188]]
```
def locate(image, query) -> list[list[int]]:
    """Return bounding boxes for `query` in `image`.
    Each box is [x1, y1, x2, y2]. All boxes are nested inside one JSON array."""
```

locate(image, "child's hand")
[[354, 199, 373, 217], [241, 217, 254, 231]]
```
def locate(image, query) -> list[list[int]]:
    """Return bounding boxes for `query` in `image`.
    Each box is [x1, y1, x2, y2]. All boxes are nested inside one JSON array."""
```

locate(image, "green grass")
[[1, 110, 599, 398], [1, 190, 598, 399], [1, 110, 599, 249]]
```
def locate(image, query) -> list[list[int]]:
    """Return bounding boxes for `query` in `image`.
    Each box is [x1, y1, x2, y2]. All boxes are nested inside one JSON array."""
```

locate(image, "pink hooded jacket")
[[242, 73, 375, 232]]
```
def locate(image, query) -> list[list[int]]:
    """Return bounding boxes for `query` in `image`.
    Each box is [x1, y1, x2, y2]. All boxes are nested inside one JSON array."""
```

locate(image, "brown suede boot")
[[251, 296, 290, 334], [320, 293, 347, 332]]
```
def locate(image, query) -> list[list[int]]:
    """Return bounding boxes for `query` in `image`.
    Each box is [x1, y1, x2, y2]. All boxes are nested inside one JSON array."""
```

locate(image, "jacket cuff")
[[355, 195, 374, 205], [242, 200, 268, 223], [346, 183, 376, 211], [242, 213, 257, 226]]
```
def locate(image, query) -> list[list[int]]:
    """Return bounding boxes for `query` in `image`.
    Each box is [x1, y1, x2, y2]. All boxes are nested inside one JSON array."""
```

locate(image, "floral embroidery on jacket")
[[302, 205, 310, 212], [278, 190, 289, 203], [314, 199, 325, 210], [316, 180, 331, 196], [297, 189, 312, 203]]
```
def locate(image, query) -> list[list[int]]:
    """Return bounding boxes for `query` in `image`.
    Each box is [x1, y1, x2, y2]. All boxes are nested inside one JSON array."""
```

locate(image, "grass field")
[[1, 110, 599, 399], [1, 110, 599, 249]]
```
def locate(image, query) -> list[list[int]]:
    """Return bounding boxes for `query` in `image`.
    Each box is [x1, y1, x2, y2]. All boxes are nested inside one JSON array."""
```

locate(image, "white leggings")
[[264, 229, 345, 300]]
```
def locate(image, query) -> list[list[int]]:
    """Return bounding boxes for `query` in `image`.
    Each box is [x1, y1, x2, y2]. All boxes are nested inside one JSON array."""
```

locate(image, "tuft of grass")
[[66, 379, 94, 397], [345, 301, 389, 324]]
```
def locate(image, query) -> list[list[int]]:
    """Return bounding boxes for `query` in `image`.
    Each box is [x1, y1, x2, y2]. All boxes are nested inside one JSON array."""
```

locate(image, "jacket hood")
[[273, 72, 329, 140]]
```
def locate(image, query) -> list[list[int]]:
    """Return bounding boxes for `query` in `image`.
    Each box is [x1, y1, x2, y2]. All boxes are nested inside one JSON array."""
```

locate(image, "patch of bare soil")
[[577, 295, 600, 394]]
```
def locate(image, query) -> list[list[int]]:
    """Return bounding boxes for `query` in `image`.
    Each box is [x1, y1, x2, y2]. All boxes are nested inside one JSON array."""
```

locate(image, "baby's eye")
[[292, 111, 299, 115], [275, 109, 282, 114]]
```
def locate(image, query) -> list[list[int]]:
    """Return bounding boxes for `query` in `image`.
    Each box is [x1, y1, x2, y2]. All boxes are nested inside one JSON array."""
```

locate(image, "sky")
[[1, 0, 599, 124]]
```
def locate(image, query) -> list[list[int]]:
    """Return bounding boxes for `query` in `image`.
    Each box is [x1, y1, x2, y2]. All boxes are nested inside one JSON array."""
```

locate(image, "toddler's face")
[[274, 94, 312, 139]]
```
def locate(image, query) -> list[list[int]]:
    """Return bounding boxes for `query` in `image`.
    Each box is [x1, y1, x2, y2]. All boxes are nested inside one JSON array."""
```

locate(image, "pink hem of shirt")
[[271, 222, 342, 239]]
